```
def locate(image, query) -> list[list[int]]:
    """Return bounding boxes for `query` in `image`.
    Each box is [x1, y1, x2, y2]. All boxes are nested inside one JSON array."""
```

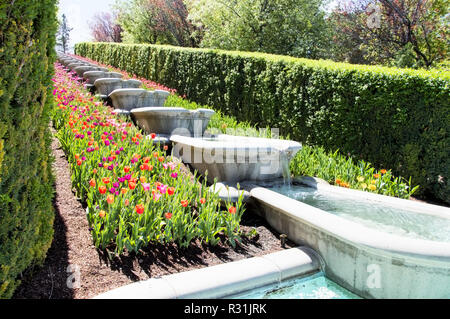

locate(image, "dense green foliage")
[[329, 0, 449, 68], [186, 0, 331, 59], [115, 0, 198, 47], [0, 0, 57, 298], [76, 42, 449, 203]]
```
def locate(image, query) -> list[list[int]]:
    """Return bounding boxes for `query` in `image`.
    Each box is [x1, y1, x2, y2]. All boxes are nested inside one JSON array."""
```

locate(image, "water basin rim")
[[67, 62, 93, 67], [84, 71, 124, 79], [250, 186, 450, 257], [131, 106, 215, 115], [108, 88, 150, 95], [83, 70, 106, 77], [73, 65, 98, 70], [170, 134, 302, 151], [93, 78, 123, 85]]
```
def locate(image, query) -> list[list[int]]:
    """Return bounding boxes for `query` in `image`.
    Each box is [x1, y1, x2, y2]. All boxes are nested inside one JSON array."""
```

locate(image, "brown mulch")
[[13, 129, 294, 299]]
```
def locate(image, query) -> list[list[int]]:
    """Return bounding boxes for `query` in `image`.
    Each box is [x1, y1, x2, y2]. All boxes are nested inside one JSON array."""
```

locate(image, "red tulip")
[[135, 204, 144, 215], [99, 186, 107, 194]]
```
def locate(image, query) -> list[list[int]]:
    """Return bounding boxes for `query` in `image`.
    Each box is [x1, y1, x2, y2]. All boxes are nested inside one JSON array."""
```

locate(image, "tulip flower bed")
[[51, 63, 245, 256]]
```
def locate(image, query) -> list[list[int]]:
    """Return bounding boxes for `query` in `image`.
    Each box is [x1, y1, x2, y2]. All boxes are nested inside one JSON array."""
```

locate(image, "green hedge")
[[0, 0, 57, 298], [75, 42, 450, 203]]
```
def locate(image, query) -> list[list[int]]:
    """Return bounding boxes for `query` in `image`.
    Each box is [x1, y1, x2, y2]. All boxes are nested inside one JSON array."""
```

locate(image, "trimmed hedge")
[[0, 1, 57, 298], [75, 42, 450, 203]]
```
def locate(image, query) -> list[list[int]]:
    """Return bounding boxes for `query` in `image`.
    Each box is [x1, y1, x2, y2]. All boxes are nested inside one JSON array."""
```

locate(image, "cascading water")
[[280, 150, 292, 187]]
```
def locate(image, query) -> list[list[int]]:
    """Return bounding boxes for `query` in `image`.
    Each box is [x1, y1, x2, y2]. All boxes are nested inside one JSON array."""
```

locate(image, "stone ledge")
[[93, 247, 319, 299]]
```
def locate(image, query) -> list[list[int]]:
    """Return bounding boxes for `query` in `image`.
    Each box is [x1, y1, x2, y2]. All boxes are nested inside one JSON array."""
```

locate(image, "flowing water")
[[279, 151, 292, 187], [266, 183, 450, 242], [228, 272, 360, 299]]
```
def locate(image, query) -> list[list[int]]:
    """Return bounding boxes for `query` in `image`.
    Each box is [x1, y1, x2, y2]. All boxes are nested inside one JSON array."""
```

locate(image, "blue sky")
[[58, 0, 118, 50]]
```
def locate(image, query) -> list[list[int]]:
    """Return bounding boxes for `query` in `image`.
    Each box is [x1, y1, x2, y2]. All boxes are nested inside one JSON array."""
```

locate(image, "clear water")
[[268, 184, 450, 242], [228, 272, 360, 299]]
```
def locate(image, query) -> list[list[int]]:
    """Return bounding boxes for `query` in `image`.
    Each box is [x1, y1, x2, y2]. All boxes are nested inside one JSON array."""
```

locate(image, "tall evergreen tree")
[[57, 14, 73, 53]]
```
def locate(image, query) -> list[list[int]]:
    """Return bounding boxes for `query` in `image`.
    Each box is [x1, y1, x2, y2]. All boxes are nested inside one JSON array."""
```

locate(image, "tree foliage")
[[186, 0, 332, 59], [115, 0, 199, 46], [89, 12, 123, 43], [329, 0, 449, 68]]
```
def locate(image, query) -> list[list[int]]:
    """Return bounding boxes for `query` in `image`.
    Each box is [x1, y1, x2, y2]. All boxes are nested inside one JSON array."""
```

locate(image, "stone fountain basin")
[[94, 78, 142, 99], [170, 134, 302, 183], [67, 62, 93, 70], [109, 89, 170, 111], [131, 107, 215, 136], [245, 181, 450, 298], [59, 59, 75, 66], [83, 71, 123, 86], [60, 58, 79, 66], [73, 65, 109, 78]]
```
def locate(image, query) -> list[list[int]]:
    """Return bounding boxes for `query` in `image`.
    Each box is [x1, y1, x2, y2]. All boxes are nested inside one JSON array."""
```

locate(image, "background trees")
[[57, 14, 73, 53], [186, 0, 332, 59], [89, 12, 123, 43], [328, 0, 449, 68], [92, 0, 448, 69], [114, 0, 199, 46]]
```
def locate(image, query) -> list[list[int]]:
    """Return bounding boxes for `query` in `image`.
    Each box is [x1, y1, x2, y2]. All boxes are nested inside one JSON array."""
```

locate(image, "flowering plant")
[[51, 63, 244, 255]]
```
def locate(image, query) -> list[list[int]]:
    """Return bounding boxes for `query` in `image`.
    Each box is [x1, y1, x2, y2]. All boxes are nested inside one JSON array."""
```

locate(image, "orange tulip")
[[107, 195, 114, 204]]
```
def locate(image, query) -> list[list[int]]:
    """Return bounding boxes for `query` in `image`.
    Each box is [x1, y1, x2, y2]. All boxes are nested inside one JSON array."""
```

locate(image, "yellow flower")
[[357, 176, 364, 182], [361, 183, 367, 190], [368, 184, 376, 191], [371, 180, 377, 185]]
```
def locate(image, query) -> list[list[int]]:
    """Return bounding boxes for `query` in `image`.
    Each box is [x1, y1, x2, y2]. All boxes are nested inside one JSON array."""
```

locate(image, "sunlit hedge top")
[[79, 42, 450, 81]]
